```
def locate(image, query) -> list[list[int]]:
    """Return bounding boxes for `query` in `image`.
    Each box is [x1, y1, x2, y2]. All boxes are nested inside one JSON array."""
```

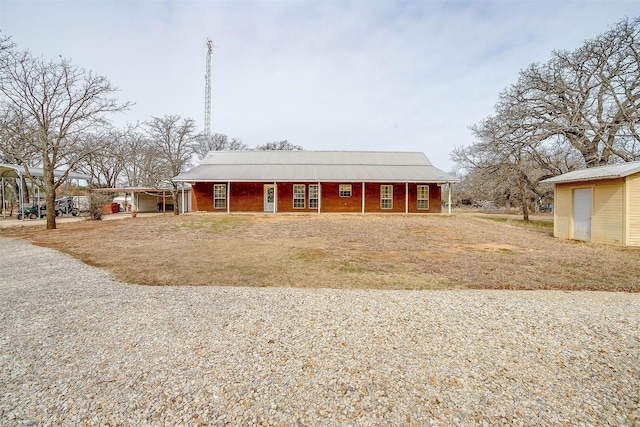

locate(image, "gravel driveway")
[[1, 237, 638, 426]]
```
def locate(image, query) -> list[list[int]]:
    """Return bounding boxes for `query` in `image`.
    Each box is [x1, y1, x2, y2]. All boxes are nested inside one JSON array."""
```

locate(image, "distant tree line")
[[452, 17, 640, 220], [0, 36, 301, 228]]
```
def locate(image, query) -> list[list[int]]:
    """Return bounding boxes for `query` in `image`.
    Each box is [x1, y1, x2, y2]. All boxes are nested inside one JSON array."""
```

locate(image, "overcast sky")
[[1, 1, 637, 172]]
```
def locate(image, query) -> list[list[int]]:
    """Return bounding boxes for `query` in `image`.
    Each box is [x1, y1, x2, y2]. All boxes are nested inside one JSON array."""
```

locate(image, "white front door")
[[264, 184, 276, 212], [573, 188, 592, 241]]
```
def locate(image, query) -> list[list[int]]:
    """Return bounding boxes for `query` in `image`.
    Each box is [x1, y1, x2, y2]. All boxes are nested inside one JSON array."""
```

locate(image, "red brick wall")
[[229, 183, 264, 212], [192, 182, 214, 211], [190, 181, 443, 213], [319, 183, 363, 212]]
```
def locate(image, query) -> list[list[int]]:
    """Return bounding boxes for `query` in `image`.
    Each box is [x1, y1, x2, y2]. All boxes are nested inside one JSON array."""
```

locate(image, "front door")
[[264, 184, 276, 212], [573, 188, 592, 241]]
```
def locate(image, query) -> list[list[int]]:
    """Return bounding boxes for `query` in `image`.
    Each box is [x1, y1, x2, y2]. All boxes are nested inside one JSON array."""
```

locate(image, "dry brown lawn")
[[2, 213, 639, 291]]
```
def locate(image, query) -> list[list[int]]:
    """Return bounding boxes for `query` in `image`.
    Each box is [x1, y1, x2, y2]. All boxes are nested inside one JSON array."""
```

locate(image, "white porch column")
[[227, 182, 231, 214], [405, 182, 409, 214], [318, 182, 321, 214], [1, 178, 5, 219], [18, 171, 24, 221], [361, 182, 365, 213], [181, 184, 185, 214], [274, 182, 277, 213], [448, 182, 452, 215]]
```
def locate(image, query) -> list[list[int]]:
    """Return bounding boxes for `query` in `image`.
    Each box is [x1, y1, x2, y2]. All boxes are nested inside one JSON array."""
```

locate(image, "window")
[[380, 185, 393, 209], [214, 184, 226, 209], [339, 184, 352, 197], [417, 185, 429, 210], [309, 185, 319, 209], [293, 184, 305, 209]]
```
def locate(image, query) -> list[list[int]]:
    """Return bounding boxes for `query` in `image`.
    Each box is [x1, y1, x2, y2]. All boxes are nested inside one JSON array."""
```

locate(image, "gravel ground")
[[1, 237, 639, 426]]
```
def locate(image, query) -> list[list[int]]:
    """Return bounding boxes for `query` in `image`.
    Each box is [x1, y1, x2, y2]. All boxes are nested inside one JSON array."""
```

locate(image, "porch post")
[[405, 182, 409, 214], [362, 182, 365, 213], [181, 183, 185, 214], [318, 182, 321, 214], [19, 170, 24, 221], [274, 181, 277, 213], [227, 182, 231, 214], [448, 182, 452, 215], [1, 178, 5, 219]]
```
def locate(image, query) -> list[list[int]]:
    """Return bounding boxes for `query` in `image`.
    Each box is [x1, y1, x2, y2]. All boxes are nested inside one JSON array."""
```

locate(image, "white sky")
[[1, 1, 638, 172]]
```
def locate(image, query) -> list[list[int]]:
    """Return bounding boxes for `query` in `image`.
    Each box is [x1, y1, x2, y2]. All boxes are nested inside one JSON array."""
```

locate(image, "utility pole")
[[204, 38, 213, 136]]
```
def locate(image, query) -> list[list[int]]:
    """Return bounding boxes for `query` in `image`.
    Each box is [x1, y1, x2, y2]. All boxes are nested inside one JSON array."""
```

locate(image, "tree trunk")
[[172, 189, 180, 215], [504, 196, 511, 214], [517, 179, 530, 221], [45, 170, 57, 230]]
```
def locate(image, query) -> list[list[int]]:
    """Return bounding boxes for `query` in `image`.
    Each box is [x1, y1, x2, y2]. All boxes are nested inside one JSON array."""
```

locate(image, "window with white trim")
[[380, 185, 393, 209], [309, 185, 319, 209], [417, 185, 429, 210], [339, 184, 352, 197], [293, 184, 305, 209], [214, 184, 226, 209]]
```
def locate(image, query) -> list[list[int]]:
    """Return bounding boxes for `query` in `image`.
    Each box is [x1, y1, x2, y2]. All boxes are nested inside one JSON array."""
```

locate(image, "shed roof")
[[541, 161, 640, 184], [174, 151, 458, 183], [0, 163, 91, 181]]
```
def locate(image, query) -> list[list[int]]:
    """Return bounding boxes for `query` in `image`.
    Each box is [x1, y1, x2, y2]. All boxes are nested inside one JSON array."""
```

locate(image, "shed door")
[[573, 188, 592, 241]]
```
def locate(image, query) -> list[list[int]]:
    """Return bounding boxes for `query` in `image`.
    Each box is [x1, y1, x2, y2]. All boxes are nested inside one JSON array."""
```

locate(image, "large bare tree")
[[455, 17, 639, 219], [0, 45, 130, 229], [146, 115, 196, 215], [193, 132, 248, 160], [494, 17, 640, 168]]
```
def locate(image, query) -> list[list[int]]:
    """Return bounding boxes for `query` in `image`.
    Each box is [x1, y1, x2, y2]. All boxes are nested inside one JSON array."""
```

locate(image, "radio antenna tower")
[[204, 38, 213, 136]]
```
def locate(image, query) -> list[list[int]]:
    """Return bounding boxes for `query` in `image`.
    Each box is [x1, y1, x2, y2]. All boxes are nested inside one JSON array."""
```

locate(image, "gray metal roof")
[[0, 163, 91, 181], [174, 151, 458, 183], [541, 161, 640, 184]]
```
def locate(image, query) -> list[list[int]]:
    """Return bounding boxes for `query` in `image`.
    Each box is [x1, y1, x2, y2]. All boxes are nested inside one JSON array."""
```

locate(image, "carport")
[[0, 163, 90, 220]]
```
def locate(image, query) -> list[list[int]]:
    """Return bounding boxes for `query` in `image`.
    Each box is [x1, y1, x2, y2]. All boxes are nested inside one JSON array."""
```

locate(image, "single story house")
[[173, 151, 458, 214], [541, 161, 640, 246]]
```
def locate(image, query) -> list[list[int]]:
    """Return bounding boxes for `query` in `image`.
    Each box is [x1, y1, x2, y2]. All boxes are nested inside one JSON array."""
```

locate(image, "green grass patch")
[[174, 216, 248, 232], [481, 217, 553, 230]]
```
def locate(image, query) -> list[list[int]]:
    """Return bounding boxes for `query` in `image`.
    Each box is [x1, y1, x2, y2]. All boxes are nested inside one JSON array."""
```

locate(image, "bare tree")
[[193, 132, 248, 160], [146, 115, 196, 215], [76, 126, 130, 188], [254, 140, 303, 150], [0, 46, 131, 229], [120, 127, 157, 187], [456, 17, 639, 219], [497, 17, 640, 168]]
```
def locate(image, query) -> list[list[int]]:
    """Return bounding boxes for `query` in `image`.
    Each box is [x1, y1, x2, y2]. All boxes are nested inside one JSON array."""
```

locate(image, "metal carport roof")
[[0, 163, 91, 181]]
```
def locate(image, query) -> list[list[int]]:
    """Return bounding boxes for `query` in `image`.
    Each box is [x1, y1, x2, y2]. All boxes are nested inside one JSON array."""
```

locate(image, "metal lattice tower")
[[204, 39, 213, 136]]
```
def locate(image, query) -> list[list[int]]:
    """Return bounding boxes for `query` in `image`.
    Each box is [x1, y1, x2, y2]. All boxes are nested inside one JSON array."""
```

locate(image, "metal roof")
[[174, 151, 458, 183], [0, 163, 91, 181], [541, 161, 640, 184]]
